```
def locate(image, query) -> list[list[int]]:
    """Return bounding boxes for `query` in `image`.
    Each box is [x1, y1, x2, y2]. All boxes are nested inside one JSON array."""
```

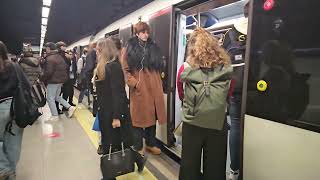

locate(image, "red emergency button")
[[264, 0, 275, 11]]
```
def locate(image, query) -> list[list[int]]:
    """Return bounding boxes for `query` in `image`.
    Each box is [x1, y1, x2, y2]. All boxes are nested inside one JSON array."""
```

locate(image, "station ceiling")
[[0, 0, 153, 54]]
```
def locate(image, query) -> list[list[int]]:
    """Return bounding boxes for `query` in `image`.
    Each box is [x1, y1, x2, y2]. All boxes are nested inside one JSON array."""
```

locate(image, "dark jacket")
[[126, 36, 163, 72], [0, 61, 18, 99], [59, 50, 72, 80], [96, 59, 133, 149], [19, 57, 41, 85], [222, 27, 246, 95], [42, 51, 68, 84], [81, 49, 96, 80]]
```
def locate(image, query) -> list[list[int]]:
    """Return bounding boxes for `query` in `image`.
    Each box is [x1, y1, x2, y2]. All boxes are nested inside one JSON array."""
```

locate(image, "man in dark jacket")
[[55, 41, 70, 113], [62, 50, 77, 108], [42, 42, 76, 121], [78, 42, 96, 105]]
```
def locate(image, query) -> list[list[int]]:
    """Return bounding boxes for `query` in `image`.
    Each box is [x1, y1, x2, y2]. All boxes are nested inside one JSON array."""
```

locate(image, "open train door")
[[148, 6, 176, 147], [242, 0, 320, 179]]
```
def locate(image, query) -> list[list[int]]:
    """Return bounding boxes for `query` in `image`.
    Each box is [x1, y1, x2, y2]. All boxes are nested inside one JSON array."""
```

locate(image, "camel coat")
[[121, 48, 167, 128]]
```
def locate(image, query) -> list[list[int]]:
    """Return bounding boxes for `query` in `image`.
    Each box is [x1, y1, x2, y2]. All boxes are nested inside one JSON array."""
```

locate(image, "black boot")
[[57, 109, 63, 114], [134, 150, 147, 173]]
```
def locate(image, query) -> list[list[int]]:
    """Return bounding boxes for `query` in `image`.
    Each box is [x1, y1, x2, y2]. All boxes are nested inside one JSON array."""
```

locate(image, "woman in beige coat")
[[122, 22, 166, 156]]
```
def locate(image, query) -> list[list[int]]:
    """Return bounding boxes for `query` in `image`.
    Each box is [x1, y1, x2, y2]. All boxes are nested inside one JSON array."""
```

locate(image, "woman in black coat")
[[95, 38, 146, 180]]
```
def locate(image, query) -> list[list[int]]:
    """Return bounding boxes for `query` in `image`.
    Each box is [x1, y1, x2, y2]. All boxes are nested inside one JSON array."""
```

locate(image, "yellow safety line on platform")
[[73, 99, 157, 180]]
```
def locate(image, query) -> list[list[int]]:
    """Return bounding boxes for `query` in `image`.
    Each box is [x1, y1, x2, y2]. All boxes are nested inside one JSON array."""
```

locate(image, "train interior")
[[168, 0, 249, 157]]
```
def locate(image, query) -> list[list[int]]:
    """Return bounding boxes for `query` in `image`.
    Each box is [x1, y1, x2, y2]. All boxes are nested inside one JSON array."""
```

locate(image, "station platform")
[[15, 90, 180, 180]]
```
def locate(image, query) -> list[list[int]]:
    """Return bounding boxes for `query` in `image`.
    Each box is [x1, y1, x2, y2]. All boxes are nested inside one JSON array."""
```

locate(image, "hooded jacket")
[[19, 57, 41, 85]]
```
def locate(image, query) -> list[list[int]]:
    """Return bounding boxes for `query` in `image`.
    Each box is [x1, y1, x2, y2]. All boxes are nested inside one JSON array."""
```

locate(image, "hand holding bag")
[[100, 128, 135, 179]]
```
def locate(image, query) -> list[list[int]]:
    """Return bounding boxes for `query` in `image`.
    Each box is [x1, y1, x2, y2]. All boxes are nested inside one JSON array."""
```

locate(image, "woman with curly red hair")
[[178, 27, 233, 180]]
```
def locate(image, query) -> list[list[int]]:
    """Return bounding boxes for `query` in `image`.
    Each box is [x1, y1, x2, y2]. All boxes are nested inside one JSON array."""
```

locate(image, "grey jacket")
[[19, 57, 41, 85]]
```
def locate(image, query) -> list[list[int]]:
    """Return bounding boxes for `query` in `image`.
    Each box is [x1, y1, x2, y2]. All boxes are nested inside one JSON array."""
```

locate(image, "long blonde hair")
[[96, 38, 119, 80], [187, 27, 230, 68]]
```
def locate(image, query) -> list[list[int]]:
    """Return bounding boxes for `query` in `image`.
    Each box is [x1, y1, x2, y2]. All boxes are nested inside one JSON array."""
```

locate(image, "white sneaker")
[[228, 170, 239, 180], [68, 106, 76, 118], [47, 116, 59, 122]]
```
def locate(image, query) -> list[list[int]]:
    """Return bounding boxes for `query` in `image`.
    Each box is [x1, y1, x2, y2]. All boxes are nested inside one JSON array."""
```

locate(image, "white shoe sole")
[[68, 107, 76, 118]]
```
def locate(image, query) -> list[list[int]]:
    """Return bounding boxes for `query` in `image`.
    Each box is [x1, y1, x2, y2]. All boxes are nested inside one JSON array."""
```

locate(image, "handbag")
[[100, 142, 135, 179], [92, 114, 100, 132]]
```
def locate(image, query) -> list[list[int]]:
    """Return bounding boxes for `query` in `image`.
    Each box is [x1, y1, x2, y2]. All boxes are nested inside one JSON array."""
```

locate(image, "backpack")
[[31, 81, 47, 107], [7, 63, 41, 131], [181, 64, 232, 130], [224, 28, 246, 94]]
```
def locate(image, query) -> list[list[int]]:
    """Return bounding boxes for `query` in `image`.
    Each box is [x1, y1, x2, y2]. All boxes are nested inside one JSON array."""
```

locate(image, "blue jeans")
[[0, 99, 24, 176], [78, 78, 91, 104], [47, 84, 71, 116], [229, 95, 241, 171]]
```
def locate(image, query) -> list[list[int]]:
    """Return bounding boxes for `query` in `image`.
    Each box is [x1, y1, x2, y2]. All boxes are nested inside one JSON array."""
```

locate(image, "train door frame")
[[162, 0, 241, 158]]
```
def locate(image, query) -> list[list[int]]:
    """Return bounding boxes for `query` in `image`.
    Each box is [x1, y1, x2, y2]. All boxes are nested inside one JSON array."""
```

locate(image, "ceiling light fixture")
[[42, 18, 48, 25], [43, 0, 52, 7], [40, 0, 53, 55], [42, 7, 50, 18]]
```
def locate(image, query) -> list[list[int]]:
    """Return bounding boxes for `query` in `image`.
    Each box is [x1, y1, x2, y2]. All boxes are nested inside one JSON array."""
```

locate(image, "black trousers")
[[62, 79, 75, 104], [179, 123, 227, 180], [132, 125, 157, 151]]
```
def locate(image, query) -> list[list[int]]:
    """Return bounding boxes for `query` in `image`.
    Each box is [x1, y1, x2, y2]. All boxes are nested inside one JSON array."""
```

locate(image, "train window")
[[246, 0, 320, 132]]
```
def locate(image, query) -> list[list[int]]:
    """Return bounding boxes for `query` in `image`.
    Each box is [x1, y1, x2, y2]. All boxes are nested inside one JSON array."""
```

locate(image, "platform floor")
[[15, 92, 180, 180]]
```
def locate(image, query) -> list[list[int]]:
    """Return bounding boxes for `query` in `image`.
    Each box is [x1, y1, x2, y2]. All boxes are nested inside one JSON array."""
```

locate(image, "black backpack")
[[31, 81, 47, 107], [7, 63, 41, 132], [224, 28, 246, 94]]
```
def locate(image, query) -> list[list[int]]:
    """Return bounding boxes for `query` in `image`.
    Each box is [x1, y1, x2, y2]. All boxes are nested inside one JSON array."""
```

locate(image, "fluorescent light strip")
[[41, 25, 47, 30], [42, 18, 48, 25], [42, 7, 50, 18], [43, 0, 52, 7], [40, 1, 53, 53]]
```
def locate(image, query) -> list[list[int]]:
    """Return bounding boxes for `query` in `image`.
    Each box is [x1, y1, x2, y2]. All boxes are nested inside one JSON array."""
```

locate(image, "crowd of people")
[[0, 10, 248, 178]]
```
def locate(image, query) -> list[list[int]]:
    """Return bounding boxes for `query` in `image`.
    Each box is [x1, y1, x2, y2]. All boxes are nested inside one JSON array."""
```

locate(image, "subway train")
[[67, 0, 320, 179]]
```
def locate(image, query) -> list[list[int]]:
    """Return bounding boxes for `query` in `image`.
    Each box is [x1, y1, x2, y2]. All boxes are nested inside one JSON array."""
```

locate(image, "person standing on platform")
[[41, 42, 76, 121], [55, 41, 69, 114], [77, 47, 88, 79], [178, 28, 232, 180], [122, 22, 167, 156], [0, 41, 24, 180], [62, 50, 77, 109], [78, 42, 97, 106], [95, 38, 146, 180], [19, 49, 41, 86]]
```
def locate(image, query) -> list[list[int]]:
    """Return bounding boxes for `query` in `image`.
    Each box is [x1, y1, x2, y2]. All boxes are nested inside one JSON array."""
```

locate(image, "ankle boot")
[[134, 151, 147, 173], [145, 146, 161, 155]]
